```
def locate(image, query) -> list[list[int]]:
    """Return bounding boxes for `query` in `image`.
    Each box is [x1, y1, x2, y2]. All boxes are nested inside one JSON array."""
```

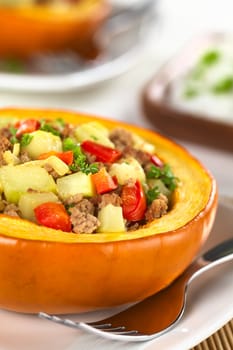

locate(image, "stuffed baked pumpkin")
[[0, 0, 110, 60], [0, 108, 217, 314]]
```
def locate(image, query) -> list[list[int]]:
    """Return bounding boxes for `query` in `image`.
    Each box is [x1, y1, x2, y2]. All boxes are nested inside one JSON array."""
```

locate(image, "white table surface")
[[0, 1, 232, 349]]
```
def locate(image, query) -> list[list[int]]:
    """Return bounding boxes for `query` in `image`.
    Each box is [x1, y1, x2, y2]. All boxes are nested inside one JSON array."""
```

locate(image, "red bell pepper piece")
[[15, 119, 40, 137], [81, 140, 122, 163], [92, 167, 118, 194], [151, 154, 164, 168], [38, 150, 74, 165], [121, 180, 146, 221], [34, 202, 72, 232]]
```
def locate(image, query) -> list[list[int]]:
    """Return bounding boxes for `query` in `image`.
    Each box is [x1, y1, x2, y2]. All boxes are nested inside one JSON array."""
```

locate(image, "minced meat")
[[69, 208, 100, 234], [109, 128, 134, 151], [98, 193, 122, 209], [3, 203, 21, 217], [145, 194, 168, 221]]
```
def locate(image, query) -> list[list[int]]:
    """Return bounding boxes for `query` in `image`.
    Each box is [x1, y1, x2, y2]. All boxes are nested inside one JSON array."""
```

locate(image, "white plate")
[[0, 197, 232, 350], [0, 3, 156, 93]]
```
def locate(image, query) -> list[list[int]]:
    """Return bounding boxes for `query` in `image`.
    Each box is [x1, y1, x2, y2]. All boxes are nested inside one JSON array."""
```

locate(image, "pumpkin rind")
[[0, 0, 110, 60], [0, 108, 218, 313]]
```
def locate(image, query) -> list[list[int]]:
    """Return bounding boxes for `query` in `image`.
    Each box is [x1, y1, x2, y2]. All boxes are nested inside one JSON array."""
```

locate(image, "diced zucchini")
[[109, 157, 146, 185], [21, 130, 62, 159], [18, 192, 59, 222], [97, 204, 125, 233], [44, 156, 70, 176], [57, 172, 95, 200], [0, 165, 56, 203], [19, 156, 69, 176], [74, 122, 114, 148]]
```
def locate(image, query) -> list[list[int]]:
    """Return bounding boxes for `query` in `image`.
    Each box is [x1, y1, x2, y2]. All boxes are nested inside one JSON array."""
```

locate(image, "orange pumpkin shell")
[[0, 108, 218, 314]]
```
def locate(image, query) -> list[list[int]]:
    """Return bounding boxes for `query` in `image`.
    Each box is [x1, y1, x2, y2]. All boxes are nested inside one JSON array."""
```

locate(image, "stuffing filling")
[[0, 118, 178, 233]]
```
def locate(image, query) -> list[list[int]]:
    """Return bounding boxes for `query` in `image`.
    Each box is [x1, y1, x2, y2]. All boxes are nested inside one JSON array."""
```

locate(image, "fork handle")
[[186, 238, 233, 285], [203, 238, 233, 263]]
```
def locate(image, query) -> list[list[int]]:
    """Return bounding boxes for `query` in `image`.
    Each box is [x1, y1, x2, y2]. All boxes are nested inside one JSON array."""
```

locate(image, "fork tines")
[[38, 312, 139, 337]]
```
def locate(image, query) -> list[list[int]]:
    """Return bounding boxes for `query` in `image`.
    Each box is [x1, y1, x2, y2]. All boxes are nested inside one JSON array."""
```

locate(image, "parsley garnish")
[[70, 159, 98, 174], [40, 120, 60, 136], [9, 124, 33, 146], [63, 138, 98, 175], [146, 186, 160, 205], [63, 137, 74, 148], [147, 164, 178, 191], [9, 126, 33, 146], [20, 133, 33, 146], [9, 126, 18, 144]]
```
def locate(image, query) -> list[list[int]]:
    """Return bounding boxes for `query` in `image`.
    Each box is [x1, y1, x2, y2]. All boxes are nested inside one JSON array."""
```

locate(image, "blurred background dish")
[[0, 0, 111, 61], [0, 0, 156, 92], [142, 33, 233, 152]]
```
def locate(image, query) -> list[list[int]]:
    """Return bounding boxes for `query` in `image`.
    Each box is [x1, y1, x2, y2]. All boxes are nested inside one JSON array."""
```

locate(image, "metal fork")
[[39, 238, 233, 342]]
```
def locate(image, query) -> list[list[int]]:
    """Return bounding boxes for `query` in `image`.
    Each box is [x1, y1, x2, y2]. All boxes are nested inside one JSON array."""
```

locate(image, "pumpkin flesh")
[[0, 108, 217, 313]]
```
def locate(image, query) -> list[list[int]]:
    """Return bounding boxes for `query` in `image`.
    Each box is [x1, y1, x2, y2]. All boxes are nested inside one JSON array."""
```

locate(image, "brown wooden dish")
[[141, 33, 233, 152]]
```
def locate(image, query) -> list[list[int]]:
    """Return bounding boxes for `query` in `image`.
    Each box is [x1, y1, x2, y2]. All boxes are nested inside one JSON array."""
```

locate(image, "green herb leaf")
[[161, 164, 178, 191], [200, 50, 220, 66], [20, 134, 33, 147], [212, 76, 233, 94], [40, 121, 60, 136], [147, 165, 161, 179], [63, 137, 98, 175], [63, 137, 76, 151], [9, 126, 17, 136], [183, 86, 199, 99], [146, 186, 160, 205], [146, 164, 178, 191], [9, 126, 18, 144], [10, 136, 18, 144]]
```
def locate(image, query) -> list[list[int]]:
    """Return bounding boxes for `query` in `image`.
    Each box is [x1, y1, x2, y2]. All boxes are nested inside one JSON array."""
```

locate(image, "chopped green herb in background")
[[183, 86, 199, 99], [212, 76, 233, 93], [199, 49, 220, 66], [180, 48, 233, 99]]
